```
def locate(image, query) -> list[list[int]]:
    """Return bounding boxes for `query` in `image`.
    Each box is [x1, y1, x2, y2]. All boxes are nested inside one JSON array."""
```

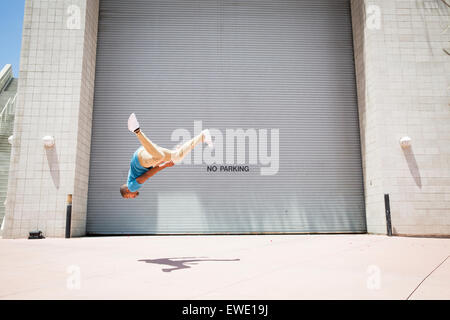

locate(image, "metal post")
[[384, 194, 392, 236], [65, 194, 72, 239]]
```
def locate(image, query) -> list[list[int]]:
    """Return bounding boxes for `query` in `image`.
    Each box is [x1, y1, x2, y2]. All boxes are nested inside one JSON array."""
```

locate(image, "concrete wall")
[[2, 0, 99, 238], [351, 0, 450, 236], [72, 0, 99, 237]]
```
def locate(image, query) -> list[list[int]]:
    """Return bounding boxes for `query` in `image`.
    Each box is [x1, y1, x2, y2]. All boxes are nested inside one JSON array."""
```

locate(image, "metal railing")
[[0, 65, 12, 94], [0, 93, 16, 135]]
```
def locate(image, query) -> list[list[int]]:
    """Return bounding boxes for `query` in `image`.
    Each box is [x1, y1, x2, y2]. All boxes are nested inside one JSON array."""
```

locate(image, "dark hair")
[[120, 184, 129, 198]]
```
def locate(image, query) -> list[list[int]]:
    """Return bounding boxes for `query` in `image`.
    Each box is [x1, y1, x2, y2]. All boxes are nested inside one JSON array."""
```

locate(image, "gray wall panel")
[[87, 0, 366, 234]]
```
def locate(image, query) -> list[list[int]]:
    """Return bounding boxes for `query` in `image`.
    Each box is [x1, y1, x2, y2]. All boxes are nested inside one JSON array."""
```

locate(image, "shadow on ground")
[[138, 257, 240, 272]]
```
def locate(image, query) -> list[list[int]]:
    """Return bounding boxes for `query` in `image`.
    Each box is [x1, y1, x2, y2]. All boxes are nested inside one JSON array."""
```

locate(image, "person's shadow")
[[45, 146, 60, 189], [138, 257, 240, 272], [402, 146, 422, 188]]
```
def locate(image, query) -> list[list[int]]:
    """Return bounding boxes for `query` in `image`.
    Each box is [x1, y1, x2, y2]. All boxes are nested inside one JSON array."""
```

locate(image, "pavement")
[[0, 234, 449, 300]]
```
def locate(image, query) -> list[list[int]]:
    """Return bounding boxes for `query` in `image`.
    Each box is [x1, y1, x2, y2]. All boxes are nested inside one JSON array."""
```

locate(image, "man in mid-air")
[[120, 113, 213, 199]]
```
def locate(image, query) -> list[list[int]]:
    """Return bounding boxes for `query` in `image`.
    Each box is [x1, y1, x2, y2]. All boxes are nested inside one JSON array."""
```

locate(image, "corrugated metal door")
[[87, 0, 366, 234]]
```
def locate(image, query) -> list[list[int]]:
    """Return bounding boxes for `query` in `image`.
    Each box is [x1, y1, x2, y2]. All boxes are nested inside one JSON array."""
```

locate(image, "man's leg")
[[128, 113, 212, 165], [170, 133, 205, 163], [135, 129, 166, 162], [136, 131, 205, 166]]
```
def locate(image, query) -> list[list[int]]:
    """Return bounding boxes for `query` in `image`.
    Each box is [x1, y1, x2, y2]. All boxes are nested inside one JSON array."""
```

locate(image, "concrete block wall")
[[72, 0, 99, 237], [351, 0, 387, 235], [351, 0, 450, 236], [2, 0, 99, 238]]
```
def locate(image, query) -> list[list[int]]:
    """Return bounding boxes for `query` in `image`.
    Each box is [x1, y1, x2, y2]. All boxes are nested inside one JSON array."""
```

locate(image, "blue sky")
[[0, 1, 25, 77]]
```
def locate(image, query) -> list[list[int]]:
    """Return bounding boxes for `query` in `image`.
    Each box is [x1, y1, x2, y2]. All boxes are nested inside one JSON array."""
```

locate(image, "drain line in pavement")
[[406, 255, 450, 300]]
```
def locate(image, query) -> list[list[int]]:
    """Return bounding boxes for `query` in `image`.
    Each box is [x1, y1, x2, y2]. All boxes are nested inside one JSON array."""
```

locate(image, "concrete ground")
[[0, 234, 449, 300]]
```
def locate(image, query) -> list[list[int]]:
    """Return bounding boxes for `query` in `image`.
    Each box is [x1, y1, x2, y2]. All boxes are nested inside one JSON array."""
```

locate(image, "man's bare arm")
[[136, 161, 175, 184]]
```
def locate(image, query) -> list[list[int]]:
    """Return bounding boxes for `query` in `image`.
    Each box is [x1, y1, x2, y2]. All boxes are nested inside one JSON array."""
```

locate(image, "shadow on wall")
[[138, 257, 240, 272], [45, 146, 60, 189], [402, 146, 422, 189], [416, 0, 450, 54]]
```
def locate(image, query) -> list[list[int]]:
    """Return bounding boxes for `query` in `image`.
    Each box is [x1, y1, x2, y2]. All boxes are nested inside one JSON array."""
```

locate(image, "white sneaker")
[[202, 129, 214, 149], [128, 113, 140, 132]]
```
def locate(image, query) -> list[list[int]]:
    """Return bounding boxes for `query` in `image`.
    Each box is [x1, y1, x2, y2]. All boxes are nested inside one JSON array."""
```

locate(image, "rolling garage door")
[[87, 0, 366, 234]]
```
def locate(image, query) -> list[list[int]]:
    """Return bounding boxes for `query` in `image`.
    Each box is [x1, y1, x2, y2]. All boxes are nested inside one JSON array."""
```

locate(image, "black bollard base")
[[29, 230, 45, 239]]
